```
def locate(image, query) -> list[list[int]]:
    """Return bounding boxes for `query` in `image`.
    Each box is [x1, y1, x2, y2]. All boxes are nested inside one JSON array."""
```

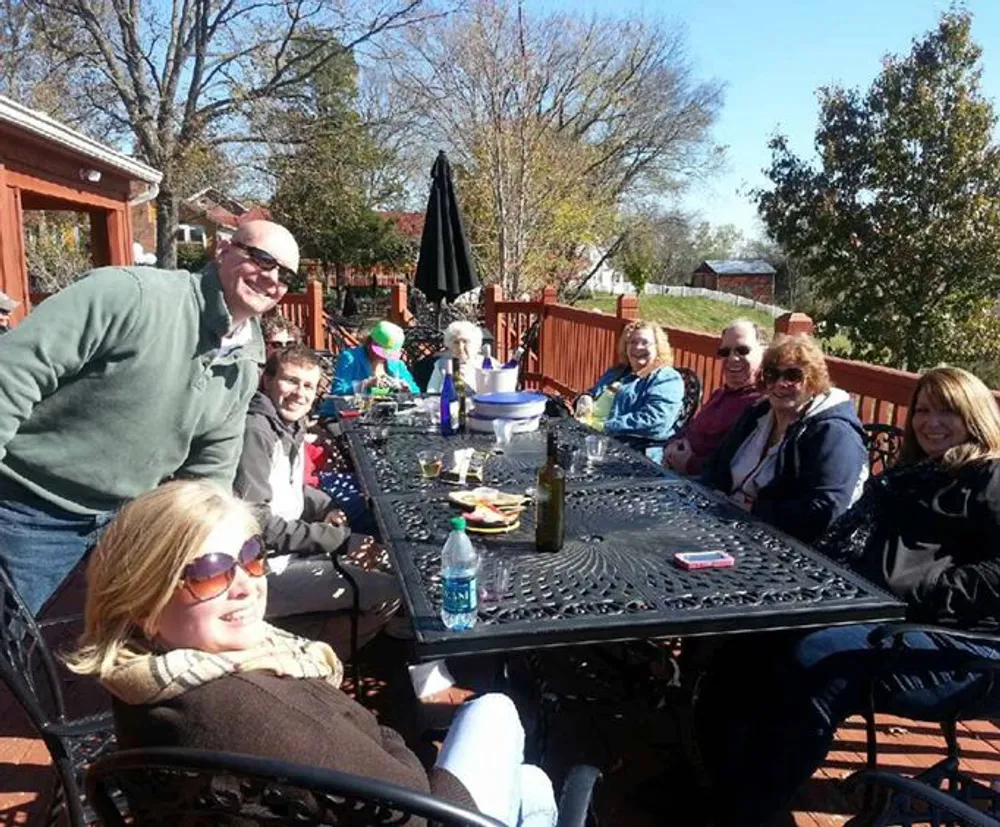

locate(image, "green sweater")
[[0, 265, 264, 514]]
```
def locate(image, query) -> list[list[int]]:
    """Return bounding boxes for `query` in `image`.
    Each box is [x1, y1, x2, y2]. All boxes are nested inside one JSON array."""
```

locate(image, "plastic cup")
[[417, 449, 443, 479], [492, 418, 515, 451], [478, 557, 512, 608], [586, 434, 608, 463]]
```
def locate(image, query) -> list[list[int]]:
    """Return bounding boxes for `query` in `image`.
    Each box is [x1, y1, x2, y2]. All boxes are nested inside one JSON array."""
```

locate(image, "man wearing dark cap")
[[0, 291, 19, 332], [0, 220, 299, 614]]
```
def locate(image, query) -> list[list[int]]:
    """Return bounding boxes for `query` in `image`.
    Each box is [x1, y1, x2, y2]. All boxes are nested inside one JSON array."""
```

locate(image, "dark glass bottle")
[[535, 432, 566, 552], [440, 360, 456, 436], [453, 357, 468, 433]]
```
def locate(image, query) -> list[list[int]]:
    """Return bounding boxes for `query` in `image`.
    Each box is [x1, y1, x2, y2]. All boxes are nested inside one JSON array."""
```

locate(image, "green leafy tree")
[[268, 42, 412, 287], [754, 11, 1000, 371]]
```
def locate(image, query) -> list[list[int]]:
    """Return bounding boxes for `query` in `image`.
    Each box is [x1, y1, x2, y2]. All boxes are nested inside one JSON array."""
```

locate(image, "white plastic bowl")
[[467, 413, 541, 434], [471, 391, 547, 420]]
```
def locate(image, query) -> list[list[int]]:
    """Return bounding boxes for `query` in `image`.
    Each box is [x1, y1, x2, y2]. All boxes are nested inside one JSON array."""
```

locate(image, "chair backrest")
[[0, 562, 70, 732], [675, 367, 703, 432], [411, 353, 439, 393], [863, 423, 904, 475], [85, 746, 508, 827], [402, 326, 445, 366]]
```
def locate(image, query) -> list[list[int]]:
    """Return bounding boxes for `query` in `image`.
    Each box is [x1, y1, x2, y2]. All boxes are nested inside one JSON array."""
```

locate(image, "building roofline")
[[0, 95, 162, 185]]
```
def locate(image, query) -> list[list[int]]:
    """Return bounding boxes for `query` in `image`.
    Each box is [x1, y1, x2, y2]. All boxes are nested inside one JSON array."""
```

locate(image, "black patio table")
[[338, 405, 905, 660]]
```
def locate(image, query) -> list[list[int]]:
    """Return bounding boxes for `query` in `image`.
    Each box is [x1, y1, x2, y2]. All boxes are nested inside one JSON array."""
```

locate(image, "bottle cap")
[[449, 516, 467, 531]]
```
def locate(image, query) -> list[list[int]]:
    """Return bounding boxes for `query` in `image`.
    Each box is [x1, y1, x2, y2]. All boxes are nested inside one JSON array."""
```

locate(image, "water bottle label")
[[443, 573, 477, 613]]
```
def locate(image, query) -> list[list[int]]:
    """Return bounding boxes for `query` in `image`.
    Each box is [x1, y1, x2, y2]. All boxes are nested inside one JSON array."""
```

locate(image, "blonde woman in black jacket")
[[697, 366, 1000, 826]]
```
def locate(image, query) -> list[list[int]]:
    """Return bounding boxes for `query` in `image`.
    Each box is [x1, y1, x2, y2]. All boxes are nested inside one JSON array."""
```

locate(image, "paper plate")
[[448, 489, 529, 510], [466, 519, 520, 535]]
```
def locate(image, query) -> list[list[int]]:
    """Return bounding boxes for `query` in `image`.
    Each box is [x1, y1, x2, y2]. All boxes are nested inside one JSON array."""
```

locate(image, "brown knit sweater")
[[112, 671, 476, 822]]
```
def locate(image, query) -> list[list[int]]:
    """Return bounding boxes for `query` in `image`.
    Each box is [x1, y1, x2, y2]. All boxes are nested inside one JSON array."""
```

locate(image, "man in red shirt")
[[664, 320, 766, 475]]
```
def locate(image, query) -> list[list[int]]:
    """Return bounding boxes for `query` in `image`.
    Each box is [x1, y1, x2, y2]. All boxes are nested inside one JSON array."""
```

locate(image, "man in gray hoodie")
[[234, 344, 399, 653]]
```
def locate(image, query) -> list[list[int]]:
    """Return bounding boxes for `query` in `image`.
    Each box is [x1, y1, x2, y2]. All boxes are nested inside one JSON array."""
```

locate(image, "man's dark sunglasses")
[[763, 365, 805, 385], [717, 345, 752, 358], [233, 241, 297, 285]]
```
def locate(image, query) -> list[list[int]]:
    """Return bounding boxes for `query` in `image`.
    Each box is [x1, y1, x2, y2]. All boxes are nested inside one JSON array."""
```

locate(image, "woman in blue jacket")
[[701, 333, 868, 543], [574, 321, 683, 453], [332, 320, 418, 396]]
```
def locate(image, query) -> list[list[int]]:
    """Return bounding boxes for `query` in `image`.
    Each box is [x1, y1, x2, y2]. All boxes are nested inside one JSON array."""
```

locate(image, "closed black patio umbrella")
[[413, 151, 479, 313]]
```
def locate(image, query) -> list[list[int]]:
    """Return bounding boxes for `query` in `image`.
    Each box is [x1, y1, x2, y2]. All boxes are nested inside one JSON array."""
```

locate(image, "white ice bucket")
[[475, 366, 519, 395]]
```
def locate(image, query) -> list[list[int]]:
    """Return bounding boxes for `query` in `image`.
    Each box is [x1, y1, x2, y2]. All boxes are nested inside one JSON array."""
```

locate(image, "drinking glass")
[[351, 379, 368, 414], [492, 418, 515, 452], [585, 434, 608, 463], [417, 449, 443, 479], [478, 556, 512, 608]]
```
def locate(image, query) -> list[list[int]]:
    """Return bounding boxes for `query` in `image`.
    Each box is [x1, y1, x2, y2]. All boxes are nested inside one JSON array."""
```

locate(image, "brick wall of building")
[[717, 274, 774, 304]]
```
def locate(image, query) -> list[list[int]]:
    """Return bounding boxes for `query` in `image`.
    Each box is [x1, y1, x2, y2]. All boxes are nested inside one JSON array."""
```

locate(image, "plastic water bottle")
[[441, 516, 479, 630]]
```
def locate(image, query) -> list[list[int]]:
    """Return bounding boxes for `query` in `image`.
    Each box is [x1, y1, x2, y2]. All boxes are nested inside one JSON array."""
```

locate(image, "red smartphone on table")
[[673, 551, 735, 571]]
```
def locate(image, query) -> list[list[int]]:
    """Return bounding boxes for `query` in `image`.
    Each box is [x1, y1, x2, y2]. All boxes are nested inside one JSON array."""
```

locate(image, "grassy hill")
[[579, 295, 777, 335]]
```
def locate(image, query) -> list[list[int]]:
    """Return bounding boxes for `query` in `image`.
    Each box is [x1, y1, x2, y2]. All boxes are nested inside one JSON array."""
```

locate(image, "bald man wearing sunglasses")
[[0, 219, 300, 616]]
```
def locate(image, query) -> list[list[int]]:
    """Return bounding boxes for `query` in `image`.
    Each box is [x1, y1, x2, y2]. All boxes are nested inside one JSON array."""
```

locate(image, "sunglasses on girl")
[[717, 345, 752, 358], [232, 241, 297, 285], [763, 365, 805, 385], [179, 536, 269, 603]]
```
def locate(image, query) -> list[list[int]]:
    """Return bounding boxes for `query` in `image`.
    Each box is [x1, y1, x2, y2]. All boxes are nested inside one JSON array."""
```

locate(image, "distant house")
[[177, 187, 272, 249], [691, 259, 776, 304]]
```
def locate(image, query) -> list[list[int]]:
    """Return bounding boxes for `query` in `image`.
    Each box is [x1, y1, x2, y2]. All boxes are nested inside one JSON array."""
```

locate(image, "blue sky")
[[528, 0, 1000, 241]]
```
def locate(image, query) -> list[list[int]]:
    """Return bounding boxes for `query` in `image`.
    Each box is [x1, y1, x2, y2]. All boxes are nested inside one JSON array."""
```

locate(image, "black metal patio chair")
[[844, 768, 1000, 827], [848, 622, 1000, 827], [674, 367, 703, 433], [85, 746, 603, 827], [863, 423, 904, 476], [401, 325, 446, 366], [0, 562, 116, 827]]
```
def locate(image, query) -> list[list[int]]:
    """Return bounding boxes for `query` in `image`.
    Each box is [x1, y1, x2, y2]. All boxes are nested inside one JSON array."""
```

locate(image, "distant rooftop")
[[697, 259, 776, 276]]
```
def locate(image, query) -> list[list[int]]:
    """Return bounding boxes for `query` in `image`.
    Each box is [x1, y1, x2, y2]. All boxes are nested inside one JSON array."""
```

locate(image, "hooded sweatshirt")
[[701, 388, 868, 543], [234, 391, 350, 557]]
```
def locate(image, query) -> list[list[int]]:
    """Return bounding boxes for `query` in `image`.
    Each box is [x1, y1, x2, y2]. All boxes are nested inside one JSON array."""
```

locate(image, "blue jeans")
[[435, 694, 557, 827], [0, 479, 113, 615], [697, 623, 1000, 826]]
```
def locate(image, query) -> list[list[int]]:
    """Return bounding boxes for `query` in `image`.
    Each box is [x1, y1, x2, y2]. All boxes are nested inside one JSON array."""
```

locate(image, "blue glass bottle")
[[440, 359, 456, 436]]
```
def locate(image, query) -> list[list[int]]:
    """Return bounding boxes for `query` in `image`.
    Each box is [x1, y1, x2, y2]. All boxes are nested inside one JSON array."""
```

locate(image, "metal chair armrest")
[[556, 764, 602, 827], [41, 710, 114, 738], [38, 612, 83, 629], [844, 769, 1000, 827]]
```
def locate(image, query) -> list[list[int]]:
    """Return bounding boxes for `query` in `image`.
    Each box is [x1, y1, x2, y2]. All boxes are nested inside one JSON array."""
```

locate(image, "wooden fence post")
[[617, 293, 639, 321], [774, 312, 815, 337], [388, 282, 413, 327], [305, 279, 325, 350], [537, 285, 557, 391], [484, 283, 502, 339]]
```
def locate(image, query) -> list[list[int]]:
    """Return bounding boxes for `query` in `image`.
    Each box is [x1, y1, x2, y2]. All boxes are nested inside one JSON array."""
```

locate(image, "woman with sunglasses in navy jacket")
[[700, 333, 868, 543]]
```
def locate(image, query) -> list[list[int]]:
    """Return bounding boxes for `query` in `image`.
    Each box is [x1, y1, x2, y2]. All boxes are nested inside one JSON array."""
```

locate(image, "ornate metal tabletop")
[[344, 416, 670, 497], [337, 406, 904, 659]]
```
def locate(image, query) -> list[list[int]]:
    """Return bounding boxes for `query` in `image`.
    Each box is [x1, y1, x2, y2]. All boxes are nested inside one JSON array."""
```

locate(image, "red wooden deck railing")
[[30, 279, 998, 422], [483, 284, 999, 424]]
